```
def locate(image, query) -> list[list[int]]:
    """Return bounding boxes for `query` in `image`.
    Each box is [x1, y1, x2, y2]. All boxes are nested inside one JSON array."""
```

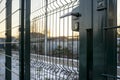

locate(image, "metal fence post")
[[105, 0, 117, 78], [24, 0, 31, 80], [79, 0, 93, 80], [19, 0, 25, 80], [45, 0, 48, 55], [5, 0, 12, 80]]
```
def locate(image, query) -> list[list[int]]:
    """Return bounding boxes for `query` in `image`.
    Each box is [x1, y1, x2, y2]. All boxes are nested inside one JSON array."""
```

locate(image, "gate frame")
[[19, 0, 25, 80], [79, 0, 117, 80], [24, 0, 31, 80], [4, 0, 117, 80], [5, 0, 12, 80]]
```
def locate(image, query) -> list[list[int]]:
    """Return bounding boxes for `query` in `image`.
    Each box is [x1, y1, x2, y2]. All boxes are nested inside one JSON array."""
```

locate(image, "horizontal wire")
[[0, 42, 19, 44], [47, 4, 78, 15], [0, 0, 13, 14], [0, 25, 20, 34], [0, 0, 17, 14], [31, 0, 77, 15], [0, 0, 3, 4], [31, 0, 57, 14], [0, 52, 19, 59], [30, 5, 78, 22], [0, 8, 21, 24], [30, 2, 78, 20], [0, 6, 6, 14], [0, 63, 19, 76], [0, 53, 12, 58]]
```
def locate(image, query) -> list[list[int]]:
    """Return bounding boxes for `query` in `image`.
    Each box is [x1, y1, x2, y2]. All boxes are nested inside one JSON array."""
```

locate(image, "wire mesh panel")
[[30, 0, 79, 80], [118, 0, 120, 78], [117, 36, 120, 78], [11, 0, 20, 79], [0, 1, 6, 79], [0, 0, 20, 80]]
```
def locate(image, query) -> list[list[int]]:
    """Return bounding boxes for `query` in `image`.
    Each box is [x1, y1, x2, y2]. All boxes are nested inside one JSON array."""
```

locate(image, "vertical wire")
[[71, 0, 74, 79], [43, 0, 47, 80], [77, 33, 79, 75], [71, 1, 77, 78], [62, 3, 65, 80], [36, 19, 39, 79], [34, 19, 36, 79], [52, 1, 56, 79], [39, 16, 42, 79], [35, 19, 37, 79], [66, 1, 72, 78], [56, 1, 60, 79], [40, 0, 44, 79], [47, 7, 49, 79], [48, 1, 51, 79], [55, 1, 62, 79], [62, 1, 69, 79], [39, 5, 42, 79], [52, 3, 54, 79], [58, 1, 60, 79], [45, 0, 48, 56], [59, 1, 61, 79], [33, 19, 35, 79], [44, 0, 48, 79], [46, 1, 49, 78], [65, 1, 72, 79], [34, 19, 36, 80], [38, 18, 40, 79], [50, 12, 53, 77], [42, 1, 45, 79], [37, 17, 39, 80], [49, 0, 52, 79], [48, 4, 51, 78], [59, 1, 65, 79], [55, 1, 58, 79], [60, 1, 64, 79]]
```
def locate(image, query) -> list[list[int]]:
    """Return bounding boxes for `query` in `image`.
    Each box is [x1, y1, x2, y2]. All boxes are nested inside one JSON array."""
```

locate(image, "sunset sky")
[[0, 0, 119, 38], [118, 0, 120, 25]]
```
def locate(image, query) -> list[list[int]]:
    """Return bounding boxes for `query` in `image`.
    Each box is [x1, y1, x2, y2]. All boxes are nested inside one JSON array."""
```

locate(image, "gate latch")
[[60, 6, 81, 32], [97, 0, 106, 11], [60, 12, 81, 18]]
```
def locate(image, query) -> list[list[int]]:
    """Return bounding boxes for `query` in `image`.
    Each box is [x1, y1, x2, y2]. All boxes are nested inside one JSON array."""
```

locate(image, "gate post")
[[24, 0, 31, 80], [105, 0, 117, 78], [19, 0, 25, 80], [79, 0, 117, 80], [79, 0, 93, 80], [5, 0, 12, 80], [92, 0, 117, 80]]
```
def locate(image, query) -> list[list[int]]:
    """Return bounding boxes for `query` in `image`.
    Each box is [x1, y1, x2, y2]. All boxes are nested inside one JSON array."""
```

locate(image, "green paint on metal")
[[5, 0, 12, 80], [24, 0, 31, 80]]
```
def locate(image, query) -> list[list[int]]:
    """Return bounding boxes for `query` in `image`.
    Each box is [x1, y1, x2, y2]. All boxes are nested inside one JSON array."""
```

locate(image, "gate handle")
[[60, 12, 81, 18]]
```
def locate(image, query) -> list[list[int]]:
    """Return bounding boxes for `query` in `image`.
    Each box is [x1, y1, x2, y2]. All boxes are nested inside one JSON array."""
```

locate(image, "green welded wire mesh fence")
[[0, 0, 80, 80], [0, 0, 119, 80], [30, 0, 79, 79], [0, 0, 20, 80]]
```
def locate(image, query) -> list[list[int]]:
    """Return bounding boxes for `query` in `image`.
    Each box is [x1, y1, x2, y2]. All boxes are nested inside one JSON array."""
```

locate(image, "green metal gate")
[[0, 0, 118, 80]]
